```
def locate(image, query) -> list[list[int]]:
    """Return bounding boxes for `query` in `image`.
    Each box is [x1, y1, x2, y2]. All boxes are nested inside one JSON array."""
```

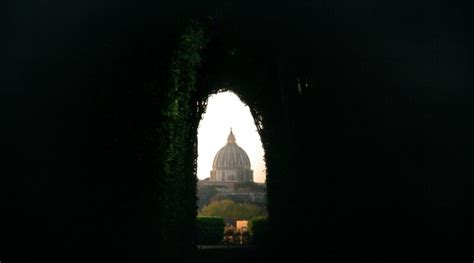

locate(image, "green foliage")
[[151, 21, 209, 256], [196, 216, 225, 245], [197, 185, 220, 209], [249, 216, 269, 246], [199, 199, 267, 220]]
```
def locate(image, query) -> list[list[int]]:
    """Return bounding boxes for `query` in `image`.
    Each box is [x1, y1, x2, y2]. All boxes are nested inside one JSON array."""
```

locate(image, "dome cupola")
[[210, 129, 253, 183]]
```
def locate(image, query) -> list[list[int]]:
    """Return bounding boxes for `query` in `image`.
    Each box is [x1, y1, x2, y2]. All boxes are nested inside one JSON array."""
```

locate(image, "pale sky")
[[197, 91, 266, 183]]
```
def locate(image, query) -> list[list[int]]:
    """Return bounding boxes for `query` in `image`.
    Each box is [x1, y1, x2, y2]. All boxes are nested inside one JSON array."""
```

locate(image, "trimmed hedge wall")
[[249, 217, 269, 246], [151, 21, 208, 256], [196, 216, 225, 245]]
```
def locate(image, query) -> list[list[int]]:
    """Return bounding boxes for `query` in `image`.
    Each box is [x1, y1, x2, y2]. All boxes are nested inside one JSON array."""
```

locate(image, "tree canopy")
[[198, 199, 267, 220]]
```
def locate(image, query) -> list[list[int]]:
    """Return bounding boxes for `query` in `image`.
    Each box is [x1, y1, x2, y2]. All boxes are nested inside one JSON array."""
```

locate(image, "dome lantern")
[[227, 128, 236, 144]]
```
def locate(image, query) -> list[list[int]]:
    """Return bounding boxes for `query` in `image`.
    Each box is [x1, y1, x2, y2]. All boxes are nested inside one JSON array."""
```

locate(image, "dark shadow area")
[[3, 0, 474, 262], [197, 246, 263, 263]]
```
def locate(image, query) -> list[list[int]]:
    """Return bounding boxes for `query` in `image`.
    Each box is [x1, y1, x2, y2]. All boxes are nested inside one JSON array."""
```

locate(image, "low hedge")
[[196, 216, 225, 245], [249, 216, 269, 246]]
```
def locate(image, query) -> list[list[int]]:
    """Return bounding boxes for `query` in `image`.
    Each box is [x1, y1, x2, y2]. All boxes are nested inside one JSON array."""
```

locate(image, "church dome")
[[212, 130, 251, 169]]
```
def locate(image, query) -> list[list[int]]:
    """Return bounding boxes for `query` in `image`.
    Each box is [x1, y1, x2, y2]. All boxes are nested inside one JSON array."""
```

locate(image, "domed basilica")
[[209, 129, 254, 183], [198, 129, 265, 207]]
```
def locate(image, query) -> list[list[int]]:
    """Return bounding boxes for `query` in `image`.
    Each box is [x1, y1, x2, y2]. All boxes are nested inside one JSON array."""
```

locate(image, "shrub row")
[[249, 216, 269, 246], [196, 216, 225, 245]]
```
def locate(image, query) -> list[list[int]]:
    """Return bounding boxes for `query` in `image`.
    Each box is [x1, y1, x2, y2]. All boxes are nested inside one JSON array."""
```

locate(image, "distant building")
[[198, 129, 266, 207], [209, 129, 253, 183]]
